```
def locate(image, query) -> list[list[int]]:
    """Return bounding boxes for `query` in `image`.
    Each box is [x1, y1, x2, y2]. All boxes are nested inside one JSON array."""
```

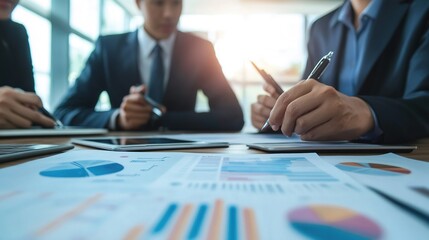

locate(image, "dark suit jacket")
[[54, 31, 244, 131], [303, 0, 429, 143], [0, 20, 34, 92]]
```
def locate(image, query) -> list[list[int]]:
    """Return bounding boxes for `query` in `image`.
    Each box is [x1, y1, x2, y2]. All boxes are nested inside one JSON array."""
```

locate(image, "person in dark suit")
[[252, 0, 429, 144], [0, 0, 55, 128], [54, 0, 244, 131]]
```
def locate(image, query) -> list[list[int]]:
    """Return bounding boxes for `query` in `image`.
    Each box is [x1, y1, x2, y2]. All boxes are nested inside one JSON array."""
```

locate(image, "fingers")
[[118, 107, 152, 130], [269, 80, 317, 132], [0, 119, 15, 129], [118, 93, 153, 130], [267, 79, 373, 141], [0, 105, 54, 129], [300, 96, 374, 141], [0, 88, 54, 129], [1, 87, 43, 108], [257, 95, 276, 109], [32, 113, 56, 128], [292, 100, 333, 136], [251, 94, 277, 129], [280, 89, 324, 136], [130, 85, 146, 94], [263, 83, 281, 99], [251, 102, 270, 129]]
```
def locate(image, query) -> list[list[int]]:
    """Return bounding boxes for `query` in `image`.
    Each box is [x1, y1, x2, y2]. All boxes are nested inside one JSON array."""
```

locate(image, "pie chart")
[[40, 160, 124, 178], [288, 205, 383, 240], [336, 162, 411, 176]]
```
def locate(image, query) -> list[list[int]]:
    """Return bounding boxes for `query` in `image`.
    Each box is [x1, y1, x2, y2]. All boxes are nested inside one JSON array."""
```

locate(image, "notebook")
[[0, 126, 108, 138], [0, 144, 74, 163]]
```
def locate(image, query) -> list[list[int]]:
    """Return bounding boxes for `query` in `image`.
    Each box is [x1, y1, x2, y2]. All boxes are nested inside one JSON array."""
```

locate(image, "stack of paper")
[[0, 150, 428, 239]]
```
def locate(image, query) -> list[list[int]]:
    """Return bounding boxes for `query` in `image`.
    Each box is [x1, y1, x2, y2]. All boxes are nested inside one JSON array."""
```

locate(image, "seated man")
[[252, 0, 429, 144], [0, 0, 55, 129], [54, 0, 244, 131]]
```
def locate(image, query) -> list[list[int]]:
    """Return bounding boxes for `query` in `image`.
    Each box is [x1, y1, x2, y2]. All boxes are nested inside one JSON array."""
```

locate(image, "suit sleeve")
[[19, 25, 35, 93], [359, 24, 429, 144], [161, 42, 244, 131], [54, 38, 115, 128]]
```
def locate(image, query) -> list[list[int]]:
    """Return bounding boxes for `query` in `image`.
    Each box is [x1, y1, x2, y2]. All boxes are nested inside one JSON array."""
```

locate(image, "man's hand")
[[269, 79, 374, 141], [251, 83, 281, 129], [0, 87, 55, 129], [117, 85, 153, 130]]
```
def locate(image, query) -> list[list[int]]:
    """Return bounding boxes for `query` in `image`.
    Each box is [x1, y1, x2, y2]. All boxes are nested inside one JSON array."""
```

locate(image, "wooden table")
[[1, 132, 429, 168]]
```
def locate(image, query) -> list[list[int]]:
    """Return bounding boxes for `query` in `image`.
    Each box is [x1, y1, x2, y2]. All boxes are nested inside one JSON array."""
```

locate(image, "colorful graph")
[[336, 162, 411, 176], [288, 205, 383, 240], [40, 160, 124, 178], [220, 157, 336, 182], [148, 199, 259, 240]]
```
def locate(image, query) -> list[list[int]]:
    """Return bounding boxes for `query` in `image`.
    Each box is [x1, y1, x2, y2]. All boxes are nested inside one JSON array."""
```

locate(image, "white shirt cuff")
[[108, 109, 120, 130]]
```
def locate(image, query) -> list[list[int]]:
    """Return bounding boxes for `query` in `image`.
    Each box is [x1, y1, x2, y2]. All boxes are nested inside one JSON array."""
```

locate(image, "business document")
[[0, 150, 428, 239]]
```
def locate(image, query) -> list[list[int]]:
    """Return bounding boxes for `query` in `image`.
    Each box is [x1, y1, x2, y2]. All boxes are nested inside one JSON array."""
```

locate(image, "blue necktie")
[[148, 44, 164, 103]]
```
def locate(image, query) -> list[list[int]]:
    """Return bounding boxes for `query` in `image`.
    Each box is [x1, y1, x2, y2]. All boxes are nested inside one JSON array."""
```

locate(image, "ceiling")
[[118, 0, 343, 16]]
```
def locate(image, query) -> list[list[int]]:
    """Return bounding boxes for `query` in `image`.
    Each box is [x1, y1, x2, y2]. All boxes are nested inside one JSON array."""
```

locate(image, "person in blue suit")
[[252, 0, 429, 144], [0, 0, 55, 129], [54, 0, 244, 131]]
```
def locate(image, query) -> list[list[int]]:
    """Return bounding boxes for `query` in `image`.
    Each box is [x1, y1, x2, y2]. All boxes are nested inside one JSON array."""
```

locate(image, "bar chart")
[[220, 156, 337, 182], [173, 155, 338, 183], [148, 199, 260, 240]]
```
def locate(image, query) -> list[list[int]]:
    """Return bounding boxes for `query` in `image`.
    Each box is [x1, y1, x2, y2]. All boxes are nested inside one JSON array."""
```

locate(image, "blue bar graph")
[[221, 157, 336, 182], [187, 204, 208, 239], [227, 206, 238, 240], [151, 203, 178, 234]]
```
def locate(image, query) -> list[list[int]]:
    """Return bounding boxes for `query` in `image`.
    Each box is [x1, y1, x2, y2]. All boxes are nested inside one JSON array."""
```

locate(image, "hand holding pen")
[[0, 87, 58, 129], [117, 85, 165, 130], [260, 51, 333, 133]]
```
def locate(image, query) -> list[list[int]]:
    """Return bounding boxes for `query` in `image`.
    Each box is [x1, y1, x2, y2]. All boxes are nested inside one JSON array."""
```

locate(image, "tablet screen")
[[84, 137, 194, 146]]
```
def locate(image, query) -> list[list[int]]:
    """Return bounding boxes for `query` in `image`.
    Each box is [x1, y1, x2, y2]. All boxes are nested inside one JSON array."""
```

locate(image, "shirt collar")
[[138, 26, 177, 59], [333, 0, 383, 28]]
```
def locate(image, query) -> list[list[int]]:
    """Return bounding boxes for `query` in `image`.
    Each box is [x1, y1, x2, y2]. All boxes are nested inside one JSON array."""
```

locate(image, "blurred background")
[[14, 0, 342, 131]]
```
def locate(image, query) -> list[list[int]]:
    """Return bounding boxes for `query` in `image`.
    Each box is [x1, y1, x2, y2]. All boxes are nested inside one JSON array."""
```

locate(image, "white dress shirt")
[[138, 27, 176, 90], [108, 27, 177, 130]]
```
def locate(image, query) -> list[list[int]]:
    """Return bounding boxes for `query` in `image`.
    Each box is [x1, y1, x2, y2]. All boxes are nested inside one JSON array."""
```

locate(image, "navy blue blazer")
[[0, 20, 34, 92], [54, 31, 244, 131], [303, 0, 429, 143]]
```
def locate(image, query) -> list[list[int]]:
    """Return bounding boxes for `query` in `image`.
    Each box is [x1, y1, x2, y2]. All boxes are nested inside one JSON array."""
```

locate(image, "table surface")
[[1, 132, 429, 168]]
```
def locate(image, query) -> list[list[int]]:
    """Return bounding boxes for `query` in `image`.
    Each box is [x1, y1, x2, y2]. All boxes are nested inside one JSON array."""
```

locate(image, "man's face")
[[136, 0, 182, 40], [0, 0, 18, 20]]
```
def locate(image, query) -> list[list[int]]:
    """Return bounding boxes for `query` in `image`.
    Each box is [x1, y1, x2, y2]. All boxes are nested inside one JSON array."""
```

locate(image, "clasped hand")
[[117, 85, 166, 130]]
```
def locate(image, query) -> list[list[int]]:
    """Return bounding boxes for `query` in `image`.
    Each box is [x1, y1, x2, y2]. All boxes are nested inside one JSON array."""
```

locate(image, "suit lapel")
[[355, 0, 410, 92], [164, 32, 184, 104], [120, 31, 141, 86]]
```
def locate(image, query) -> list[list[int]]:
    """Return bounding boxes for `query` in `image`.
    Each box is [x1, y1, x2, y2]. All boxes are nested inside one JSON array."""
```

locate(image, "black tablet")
[[72, 136, 229, 151]]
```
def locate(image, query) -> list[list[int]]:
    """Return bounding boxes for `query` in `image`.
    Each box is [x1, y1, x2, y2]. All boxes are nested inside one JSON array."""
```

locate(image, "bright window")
[[102, 0, 129, 35], [68, 34, 93, 86], [23, 0, 51, 11], [179, 14, 306, 131], [70, 0, 100, 40]]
